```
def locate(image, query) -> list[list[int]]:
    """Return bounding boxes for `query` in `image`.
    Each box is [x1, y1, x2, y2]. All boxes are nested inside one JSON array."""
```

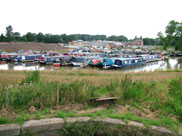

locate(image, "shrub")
[[165, 76, 182, 120], [123, 81, 146, 102], [21, 71, 40, 84], [169, 76, 182, 102]]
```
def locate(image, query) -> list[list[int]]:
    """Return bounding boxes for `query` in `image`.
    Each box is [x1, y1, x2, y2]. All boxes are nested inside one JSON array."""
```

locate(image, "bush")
[[169, 76, 182, 102], [0, 86, 5, 109], [167, 76, 182, 120], [123, 81, 146, 102], [21, 71, 40, 84]]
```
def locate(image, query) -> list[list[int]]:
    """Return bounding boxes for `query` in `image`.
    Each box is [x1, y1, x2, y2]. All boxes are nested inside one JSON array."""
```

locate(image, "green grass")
[[0, 71, 182, 133], [0, 107, 180, 132], [0, 118, 9, 124], [56, 111, 76, 119], [14, 114, 30, 125]]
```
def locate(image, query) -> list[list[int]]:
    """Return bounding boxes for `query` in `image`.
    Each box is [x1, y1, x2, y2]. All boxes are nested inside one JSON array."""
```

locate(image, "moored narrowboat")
[[111, 57, 146, 69], [14, 54, 42, 62], [88, 58, 103, 67], [137, 54, 161, 63], [70, 57, 91, 67]]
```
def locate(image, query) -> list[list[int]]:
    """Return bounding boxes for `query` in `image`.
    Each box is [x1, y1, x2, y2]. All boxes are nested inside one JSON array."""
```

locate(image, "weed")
[[15, 114, 30, 125], [0, 118, 9, 124], [56, 111, 76, 119], [21, 70, 40, 85], [41, 108, 50, 115], [35, 113, 42, 120]]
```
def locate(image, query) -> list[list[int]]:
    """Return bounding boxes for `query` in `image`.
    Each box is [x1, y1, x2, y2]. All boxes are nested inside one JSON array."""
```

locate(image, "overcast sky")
[[0, 0, 182, 39]]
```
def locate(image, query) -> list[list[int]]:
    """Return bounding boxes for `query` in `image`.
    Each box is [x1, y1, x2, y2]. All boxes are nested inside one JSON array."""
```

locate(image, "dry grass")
[[0, 42, 69, 52], [0, 69, 181, 86]]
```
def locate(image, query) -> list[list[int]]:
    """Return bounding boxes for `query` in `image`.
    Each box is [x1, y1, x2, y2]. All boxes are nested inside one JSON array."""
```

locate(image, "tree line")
[[0, 25, 129, 43], [0, 25, 163, 46], [158, 20, 182, 51]]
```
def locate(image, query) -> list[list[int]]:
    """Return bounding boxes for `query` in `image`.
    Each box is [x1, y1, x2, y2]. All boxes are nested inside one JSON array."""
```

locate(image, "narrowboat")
[[102, 58, 116, 67], [34, 54, 45, 62], [0, 52, 8, 61], [111, 57, 146, 69], [41, 56, 57, 65], [88, 58, 104, 67], [0, 52, 17, 61], [176, 52, 182, 57], [70, 57, 91, 67], [14, 54, 42, 62], [53, 57, 62, 67], [137, 54, 161, 63]]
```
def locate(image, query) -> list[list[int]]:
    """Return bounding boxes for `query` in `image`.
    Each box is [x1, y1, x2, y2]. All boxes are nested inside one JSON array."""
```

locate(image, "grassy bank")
[[0, 70, 182, 133], [0, 69, 181, 85]]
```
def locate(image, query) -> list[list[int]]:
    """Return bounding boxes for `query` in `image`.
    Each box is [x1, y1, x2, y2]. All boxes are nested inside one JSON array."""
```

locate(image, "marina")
[[0, 57, 181, 72], [0, 47, 166, 71]]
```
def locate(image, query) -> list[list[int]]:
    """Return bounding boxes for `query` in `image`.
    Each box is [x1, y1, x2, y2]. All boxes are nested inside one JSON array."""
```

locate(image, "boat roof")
[[137, 54, 156, 57], [107, 57, 142, 61]]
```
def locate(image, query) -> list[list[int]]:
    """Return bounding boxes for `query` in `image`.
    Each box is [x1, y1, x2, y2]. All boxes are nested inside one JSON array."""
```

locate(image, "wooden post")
[[5, 88, 9, 108], [57, 88, 59, 106]]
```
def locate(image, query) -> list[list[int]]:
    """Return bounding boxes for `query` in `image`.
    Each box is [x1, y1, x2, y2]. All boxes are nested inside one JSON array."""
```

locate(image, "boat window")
[[125, 60, 130, 64], [135, 60, 138, 63], [115, 60, 122, 65], [72, 58, 86, 62]]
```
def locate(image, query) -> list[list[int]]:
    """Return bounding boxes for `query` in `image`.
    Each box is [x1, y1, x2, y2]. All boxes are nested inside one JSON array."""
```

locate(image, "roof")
[[87, 41, 109, 47], [108, 57, 142, 61]]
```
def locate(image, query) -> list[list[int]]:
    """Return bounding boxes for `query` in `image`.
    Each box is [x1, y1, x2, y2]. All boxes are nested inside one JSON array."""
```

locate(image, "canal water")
[[0, 58, 182, 72]]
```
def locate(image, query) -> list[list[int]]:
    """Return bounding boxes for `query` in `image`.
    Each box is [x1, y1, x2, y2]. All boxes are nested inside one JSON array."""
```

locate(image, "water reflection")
[[123, 58, 182, 72], [0, 58, 182, 72], [0, 61, 8, 70]]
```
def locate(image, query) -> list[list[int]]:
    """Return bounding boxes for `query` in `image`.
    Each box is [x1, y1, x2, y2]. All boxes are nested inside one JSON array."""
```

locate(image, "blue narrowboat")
[[137, 54, 161, 63], [102, 58, 117, 67], [14, 54, 42, 62], [111, 57, 146, 69]]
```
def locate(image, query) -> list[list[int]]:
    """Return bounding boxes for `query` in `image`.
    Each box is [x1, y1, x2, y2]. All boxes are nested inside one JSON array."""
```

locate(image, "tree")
[[13, 32, 21, 41], [165, 20, 178, 37], [37, 32, 44, 42], [143, 38, 159, 45], [25, 32, 37, 42], [158, 20, 182, 50], [44, 34, 61, 43], [5, 25, 14, 41], [157, 32, 168, 49], [0, 34, 6, 42], [107, 35, 118, 41], [60, 34, 69, 43], [117, 35, 128, 42], [174, 23, 182, 50]]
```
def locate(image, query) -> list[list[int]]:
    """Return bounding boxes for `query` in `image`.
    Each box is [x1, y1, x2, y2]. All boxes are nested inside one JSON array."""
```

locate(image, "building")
[[68, 40, 88, 47], [87, 41, 111, 52], [123, 39, 144, 47]]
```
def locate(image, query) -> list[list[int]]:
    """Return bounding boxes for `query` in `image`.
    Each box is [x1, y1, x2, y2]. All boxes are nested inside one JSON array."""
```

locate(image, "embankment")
[[0, 117, 177, 136]]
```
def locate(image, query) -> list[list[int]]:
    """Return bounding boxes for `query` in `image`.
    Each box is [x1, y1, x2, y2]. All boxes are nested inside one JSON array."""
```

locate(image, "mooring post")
[[57, 88, 59, 106], [5, 87, 9, 107]]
